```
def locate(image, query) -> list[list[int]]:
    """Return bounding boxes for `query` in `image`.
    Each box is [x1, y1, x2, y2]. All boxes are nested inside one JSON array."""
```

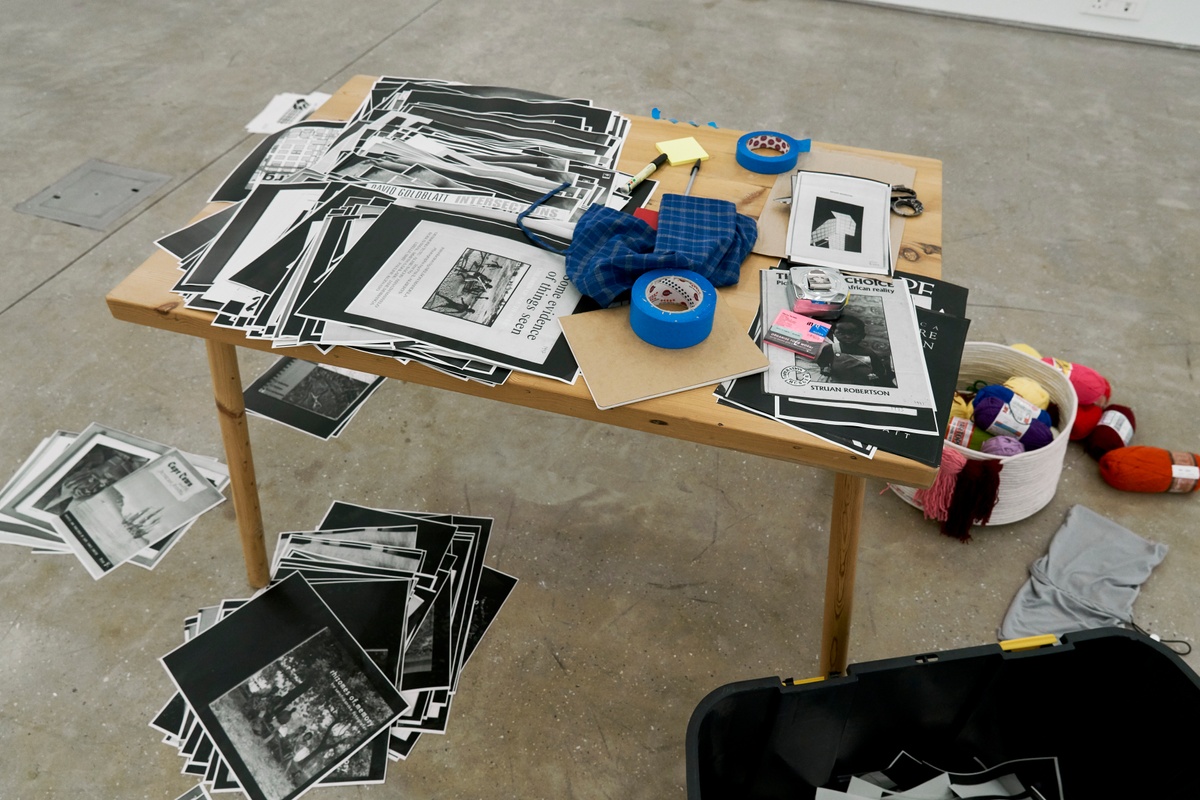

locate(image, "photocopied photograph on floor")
[[50, 449, 225, 579], [243, 357, 386, 440]]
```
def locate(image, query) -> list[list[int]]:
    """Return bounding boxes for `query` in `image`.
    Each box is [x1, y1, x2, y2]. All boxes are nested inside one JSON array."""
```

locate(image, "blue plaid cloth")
[[565, 194, 758, 307]]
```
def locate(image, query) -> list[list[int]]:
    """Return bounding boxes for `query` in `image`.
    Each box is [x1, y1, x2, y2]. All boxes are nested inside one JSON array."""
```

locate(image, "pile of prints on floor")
[[153, 501, 517, 800], [156, 76, 633, 386], [0, 423, 228, 578]]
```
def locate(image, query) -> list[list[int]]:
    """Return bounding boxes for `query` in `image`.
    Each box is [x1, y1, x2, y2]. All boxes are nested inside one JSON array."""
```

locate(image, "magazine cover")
[[54, 449, 225, 579], [243, 358, 385, 441], [761, 269, 935, 410]]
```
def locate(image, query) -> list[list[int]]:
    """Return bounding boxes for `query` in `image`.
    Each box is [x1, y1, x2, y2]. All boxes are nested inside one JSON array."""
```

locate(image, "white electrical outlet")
[[1082, 0, 1147, 20]]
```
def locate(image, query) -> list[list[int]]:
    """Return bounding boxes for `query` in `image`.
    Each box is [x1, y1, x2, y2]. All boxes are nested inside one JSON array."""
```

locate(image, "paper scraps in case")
[[0, 424, 229, 576], [815, 750, 1062, 800]]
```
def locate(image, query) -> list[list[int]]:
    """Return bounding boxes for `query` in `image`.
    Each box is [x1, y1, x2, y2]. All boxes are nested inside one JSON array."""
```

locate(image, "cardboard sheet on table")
[[560, 293, 768, 410], [753, 146, 916, 264]]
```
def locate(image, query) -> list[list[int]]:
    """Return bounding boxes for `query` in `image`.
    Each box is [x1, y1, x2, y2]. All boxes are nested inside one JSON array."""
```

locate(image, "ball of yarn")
[[972, 385, 1053, 429], [1003, 376, 1050, 410], [949, 393, 971, 420], [1041, 356, 1111, 406], [1084, 404, 1136, 460], [1010, 343, 1042, 359], [945, 417, 992, 450], [1070, 403, 1104, 441], [972, 395, 1054, 451], [1099, 447, 1200, 493], [981, 435, 1026, 457]]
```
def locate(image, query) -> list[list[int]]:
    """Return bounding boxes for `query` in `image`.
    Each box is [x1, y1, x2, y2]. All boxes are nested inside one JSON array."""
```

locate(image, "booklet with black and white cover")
[[786, 171, 892, 276], [49, 449, 225, 579], [161, 573, 407, 800], [761, 269, 939, 435], [293, 203, 585, 382]]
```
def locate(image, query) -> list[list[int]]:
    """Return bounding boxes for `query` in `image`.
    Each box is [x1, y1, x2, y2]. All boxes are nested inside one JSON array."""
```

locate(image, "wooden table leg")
[[205, 340, 270, 588], [820, 472, 865, 676]]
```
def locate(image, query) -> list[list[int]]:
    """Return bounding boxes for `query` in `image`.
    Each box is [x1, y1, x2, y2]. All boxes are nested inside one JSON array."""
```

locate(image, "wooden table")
[[107, 75, 943, 675]]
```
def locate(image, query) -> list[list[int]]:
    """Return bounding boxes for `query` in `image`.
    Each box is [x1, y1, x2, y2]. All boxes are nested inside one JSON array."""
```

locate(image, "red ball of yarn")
[[1099, 447, 1200, 493], [972, 395, 1054, 451], [1042, 356, 1112, 406], [1085, 404, 1136, 460], [1070, 403, 1104, 441]]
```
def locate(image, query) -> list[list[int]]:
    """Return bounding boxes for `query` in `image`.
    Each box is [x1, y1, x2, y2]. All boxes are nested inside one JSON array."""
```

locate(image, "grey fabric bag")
[[999, 504, 1168, 640]]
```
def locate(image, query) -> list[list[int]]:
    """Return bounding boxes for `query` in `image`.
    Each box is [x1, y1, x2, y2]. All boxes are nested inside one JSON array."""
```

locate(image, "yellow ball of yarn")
[[1010, 343, 1042, 359], [1004, 376, 1050, 410], [950, 393, 971, 420]]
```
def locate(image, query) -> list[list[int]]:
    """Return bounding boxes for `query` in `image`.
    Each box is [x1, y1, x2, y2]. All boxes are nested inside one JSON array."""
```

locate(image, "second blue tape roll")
[[629, 269, 716, 349]]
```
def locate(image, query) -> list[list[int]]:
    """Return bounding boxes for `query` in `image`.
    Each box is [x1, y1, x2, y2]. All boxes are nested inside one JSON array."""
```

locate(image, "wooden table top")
[[107, 75, 943, 488]]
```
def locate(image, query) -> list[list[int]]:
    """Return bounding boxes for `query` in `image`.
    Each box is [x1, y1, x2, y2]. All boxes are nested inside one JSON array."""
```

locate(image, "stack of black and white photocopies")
[[0, 424, 228, 576], [153, 501, 517, 800], [156, 76, 634, 386], [243, 357, 386, 440]]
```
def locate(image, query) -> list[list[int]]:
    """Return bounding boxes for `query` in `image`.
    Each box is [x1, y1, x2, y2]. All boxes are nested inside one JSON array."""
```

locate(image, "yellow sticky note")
[[655, 136, 710, 166]]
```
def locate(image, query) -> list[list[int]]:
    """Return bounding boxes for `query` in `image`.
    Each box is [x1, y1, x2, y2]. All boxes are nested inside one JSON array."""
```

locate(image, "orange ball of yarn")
[[1099, 447, 1200, 493]]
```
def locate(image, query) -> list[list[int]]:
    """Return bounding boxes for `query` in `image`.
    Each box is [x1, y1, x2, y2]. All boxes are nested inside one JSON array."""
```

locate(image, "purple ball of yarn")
[[981, 435, 1026, 457], [972, 395, 1054, 451]]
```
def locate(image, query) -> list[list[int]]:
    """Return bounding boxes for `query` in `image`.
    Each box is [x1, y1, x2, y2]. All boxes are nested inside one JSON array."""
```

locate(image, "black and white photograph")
[[810, 195, 864, 253], [161, 574, 406, 800], [244, 357, 385, 441], [423, 247, 527, 326], [207, 627, 394, 796], [786, 171, 891, 276]]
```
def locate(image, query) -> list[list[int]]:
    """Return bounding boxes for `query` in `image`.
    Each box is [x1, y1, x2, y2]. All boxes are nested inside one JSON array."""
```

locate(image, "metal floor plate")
[[15, 160, 171, 230]]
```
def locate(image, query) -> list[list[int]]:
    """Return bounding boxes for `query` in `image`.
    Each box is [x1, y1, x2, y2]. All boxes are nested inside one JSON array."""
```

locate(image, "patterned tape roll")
[[736, 130, 810, 174], [629, 269, 716, 349]]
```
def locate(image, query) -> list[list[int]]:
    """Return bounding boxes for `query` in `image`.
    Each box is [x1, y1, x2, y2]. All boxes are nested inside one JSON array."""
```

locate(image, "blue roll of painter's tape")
[[629, 269, 716, 349], [735, 130, 810, 174]]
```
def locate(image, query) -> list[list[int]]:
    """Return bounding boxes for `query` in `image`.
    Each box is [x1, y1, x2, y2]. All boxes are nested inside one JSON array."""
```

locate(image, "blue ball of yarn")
[[973, 395, 1054, 451], [973, 384, 1053, 428]]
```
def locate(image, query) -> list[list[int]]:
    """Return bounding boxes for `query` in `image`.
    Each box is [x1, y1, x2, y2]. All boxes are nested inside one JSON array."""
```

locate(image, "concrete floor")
[[2, 1, 1198, 798]]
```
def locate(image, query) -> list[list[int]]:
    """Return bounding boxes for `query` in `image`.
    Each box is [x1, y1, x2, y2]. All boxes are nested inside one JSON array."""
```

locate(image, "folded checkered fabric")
[[565, 194, 758, 307]]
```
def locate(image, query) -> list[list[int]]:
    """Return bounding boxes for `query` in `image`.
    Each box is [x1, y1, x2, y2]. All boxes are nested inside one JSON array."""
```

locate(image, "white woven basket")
[[892, 342, 1078, 526]]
